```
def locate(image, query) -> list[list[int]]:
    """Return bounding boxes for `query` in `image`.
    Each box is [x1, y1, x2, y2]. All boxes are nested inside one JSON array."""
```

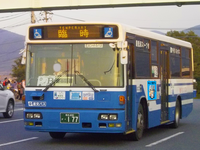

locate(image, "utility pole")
[[39, 11, 53, 23], [31, 11, 36, 23], [45, 11, 47, 22], [21, 11, 35, 64]]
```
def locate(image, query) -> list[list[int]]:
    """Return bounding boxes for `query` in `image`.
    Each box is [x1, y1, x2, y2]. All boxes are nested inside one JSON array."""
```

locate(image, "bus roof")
[[120, 23, 192, 48]]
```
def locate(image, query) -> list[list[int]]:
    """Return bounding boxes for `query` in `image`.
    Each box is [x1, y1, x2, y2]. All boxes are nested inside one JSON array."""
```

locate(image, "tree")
[[10, 57, 25, 82], [166, 30, 200, 96]]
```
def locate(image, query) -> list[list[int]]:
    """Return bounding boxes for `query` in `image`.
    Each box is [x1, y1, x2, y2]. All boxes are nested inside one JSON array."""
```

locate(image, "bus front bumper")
[[24, 109, 126, 133]]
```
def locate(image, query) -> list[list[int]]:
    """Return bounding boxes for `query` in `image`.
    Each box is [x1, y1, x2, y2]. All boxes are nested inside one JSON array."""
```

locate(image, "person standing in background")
[[22, 79, 25, 94], [3, 77, 10, 90], [17, 82, 22, 100]]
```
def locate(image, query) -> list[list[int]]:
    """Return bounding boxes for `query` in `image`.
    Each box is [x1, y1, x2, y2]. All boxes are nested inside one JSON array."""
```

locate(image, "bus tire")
[[127, 103, 145, 141], [49, 132, 66, 139], [3, 100, 14, 118], [170, 100, 180, 128]]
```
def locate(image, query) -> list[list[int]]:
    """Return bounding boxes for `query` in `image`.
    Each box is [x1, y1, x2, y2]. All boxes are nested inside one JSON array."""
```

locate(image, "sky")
[[1, 5, 200, 36]]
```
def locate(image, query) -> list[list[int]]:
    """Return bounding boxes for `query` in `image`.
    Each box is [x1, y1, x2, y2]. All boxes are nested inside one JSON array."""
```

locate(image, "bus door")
[[126, 42, 134, 131], [160, 50, 169, 122]]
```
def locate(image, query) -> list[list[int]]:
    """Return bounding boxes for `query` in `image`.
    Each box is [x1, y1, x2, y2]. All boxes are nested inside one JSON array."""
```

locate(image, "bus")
[[23, 22, 194, 141]]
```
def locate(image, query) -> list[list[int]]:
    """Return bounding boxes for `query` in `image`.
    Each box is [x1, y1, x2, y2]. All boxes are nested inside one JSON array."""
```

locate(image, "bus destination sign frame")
[[29, 24, 119, 40]]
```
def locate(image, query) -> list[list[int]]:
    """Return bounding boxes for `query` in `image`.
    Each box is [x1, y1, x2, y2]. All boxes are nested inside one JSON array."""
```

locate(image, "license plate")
[[60, 113, 79, 123]]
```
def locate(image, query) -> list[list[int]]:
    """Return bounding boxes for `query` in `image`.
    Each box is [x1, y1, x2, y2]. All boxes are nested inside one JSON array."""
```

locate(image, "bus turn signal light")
[[119, 96, 125, 105]]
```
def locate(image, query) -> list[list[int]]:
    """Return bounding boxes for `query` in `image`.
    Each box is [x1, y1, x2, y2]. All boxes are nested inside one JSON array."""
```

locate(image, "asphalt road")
[[0, 100, 200, 150]]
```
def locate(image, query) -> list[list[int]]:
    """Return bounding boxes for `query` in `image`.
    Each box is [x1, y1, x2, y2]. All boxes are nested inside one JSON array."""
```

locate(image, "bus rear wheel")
[[49, 132, 66, 139], [170, 100, 180, 128]]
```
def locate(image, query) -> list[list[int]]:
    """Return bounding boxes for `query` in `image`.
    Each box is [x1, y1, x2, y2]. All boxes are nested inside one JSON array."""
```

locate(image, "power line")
[[1, 22, 29, 29], [53, 13, 85, 22], [0, 56, 21, 65], [2, 56, 21, 62], [51, 13, 200, 30], [140, 27, 200, 30], [0, 22, 29, 33], [0, 41, 24, 46], [0, 47, 24, 56], [0, 17, 30, 29], [0, 13, 24, 19], [0, 13, 29, 22]]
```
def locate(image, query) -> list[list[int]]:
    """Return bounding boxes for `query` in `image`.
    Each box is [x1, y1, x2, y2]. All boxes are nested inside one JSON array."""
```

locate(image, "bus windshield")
[[26, 43, 123, 87]]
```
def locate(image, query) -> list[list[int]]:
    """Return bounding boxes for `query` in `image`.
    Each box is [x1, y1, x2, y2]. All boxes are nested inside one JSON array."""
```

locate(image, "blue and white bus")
[[23, 22, 193, 140]]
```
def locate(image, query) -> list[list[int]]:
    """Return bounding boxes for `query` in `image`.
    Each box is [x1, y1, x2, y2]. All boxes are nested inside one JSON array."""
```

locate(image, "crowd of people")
[[0, 77, 25, 100]]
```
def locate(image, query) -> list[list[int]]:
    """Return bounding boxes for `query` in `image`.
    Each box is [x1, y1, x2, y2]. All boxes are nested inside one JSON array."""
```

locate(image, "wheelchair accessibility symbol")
[[34, 29, 42, 39], [104, 27, 113, 38]]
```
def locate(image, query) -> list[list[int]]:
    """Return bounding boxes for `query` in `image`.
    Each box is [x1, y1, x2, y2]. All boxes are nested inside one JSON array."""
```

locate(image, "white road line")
[[0, 137, 38, 147], [15, 108, 24, 111], [146, 132, 184, 147], [0, 119, 23, 124]]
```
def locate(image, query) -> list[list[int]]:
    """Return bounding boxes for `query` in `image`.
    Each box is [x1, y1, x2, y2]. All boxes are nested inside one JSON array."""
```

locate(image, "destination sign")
[[29, 25, 118, 40]]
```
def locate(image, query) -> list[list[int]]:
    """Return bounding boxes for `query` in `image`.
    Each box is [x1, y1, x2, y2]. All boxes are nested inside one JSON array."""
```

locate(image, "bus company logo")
[[28, 101, 47, 107], [170, 47, 180, 54]]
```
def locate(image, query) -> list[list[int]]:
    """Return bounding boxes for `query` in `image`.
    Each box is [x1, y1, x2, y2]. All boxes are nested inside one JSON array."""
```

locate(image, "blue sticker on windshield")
[[104, 27, 113, 38], [33, 29, 42, 39]]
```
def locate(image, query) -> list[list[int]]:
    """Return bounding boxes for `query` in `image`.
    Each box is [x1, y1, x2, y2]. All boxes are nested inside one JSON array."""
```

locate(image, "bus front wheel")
[[127, 103, 145, 141], [49, 132, 66, 139]]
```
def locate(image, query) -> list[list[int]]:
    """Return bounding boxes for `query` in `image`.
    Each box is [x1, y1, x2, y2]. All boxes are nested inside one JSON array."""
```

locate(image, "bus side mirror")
[[117, 41, 128, 64], [120, 50, 128, 64], [21, 51, 26, 64]]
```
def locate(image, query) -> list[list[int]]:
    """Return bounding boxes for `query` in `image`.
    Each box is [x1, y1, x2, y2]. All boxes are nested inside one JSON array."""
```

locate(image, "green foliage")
[[166, 30, 200, 95], [10, 57, 25, 82]]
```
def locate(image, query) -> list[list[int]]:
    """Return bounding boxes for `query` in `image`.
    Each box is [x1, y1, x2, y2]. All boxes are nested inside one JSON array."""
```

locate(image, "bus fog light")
[[100, 114, 108, 120], [116, 123, 121, 127], [28, 122, 34, 126], [26, 113, 34, 119], [108, 123, 115, 127], [109, 114, 117, 120]]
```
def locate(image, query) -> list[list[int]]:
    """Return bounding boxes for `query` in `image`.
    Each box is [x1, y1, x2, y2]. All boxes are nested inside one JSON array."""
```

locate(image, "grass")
[[194, 94, 200, 99]]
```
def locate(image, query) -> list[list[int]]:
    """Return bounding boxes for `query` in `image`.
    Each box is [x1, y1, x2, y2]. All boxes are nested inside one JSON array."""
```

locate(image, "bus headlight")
[[99, 114, 118, 120], [100, 114, 109, 120], [26, 113, 34, 119], [34, 113, 42, 119], [109, 114, 117, 120]]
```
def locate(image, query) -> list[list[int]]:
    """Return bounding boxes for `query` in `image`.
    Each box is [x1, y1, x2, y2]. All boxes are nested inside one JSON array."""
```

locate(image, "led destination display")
[[29, 25, 118, 40]]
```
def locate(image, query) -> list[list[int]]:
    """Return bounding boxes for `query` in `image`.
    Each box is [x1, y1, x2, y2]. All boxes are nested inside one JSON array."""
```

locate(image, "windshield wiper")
[[75, 71, 99, 93], [104, 60, 115, 74], [43, 70, 67, 92]]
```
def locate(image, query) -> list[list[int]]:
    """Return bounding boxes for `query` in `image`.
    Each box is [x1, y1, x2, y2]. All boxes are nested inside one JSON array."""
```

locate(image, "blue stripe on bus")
[[168, 83, 193, 86], [168, 92, 193, 102]]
